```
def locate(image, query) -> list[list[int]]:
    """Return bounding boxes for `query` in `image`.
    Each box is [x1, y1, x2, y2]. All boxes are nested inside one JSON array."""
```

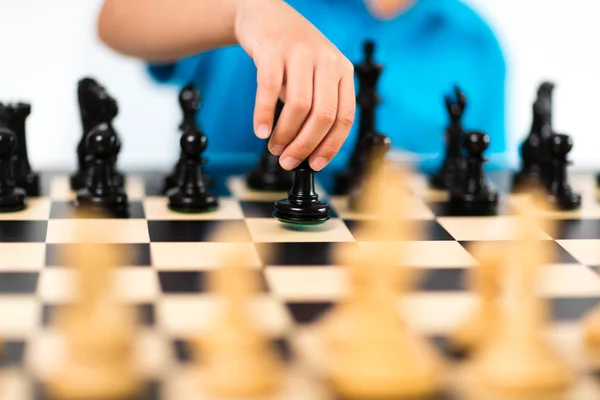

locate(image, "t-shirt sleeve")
[[147, 53, 211, 85]]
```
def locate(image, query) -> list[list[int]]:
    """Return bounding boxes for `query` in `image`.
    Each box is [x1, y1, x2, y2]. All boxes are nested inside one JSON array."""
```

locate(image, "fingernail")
[[311, 157, 329, 171], [255, 124, 270, 139], [281, 157, 299, 170], [270, 144, 284, 155]]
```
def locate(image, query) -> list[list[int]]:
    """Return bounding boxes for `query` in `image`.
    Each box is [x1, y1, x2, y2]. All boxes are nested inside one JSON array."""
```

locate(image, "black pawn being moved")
[[449, 131, 498, 215], [0, 128, 26, 212], [273, 160, 330, 225], [76, 123, 128, 213], [167, 127, 218, 213], [546, 133, 581, 210]]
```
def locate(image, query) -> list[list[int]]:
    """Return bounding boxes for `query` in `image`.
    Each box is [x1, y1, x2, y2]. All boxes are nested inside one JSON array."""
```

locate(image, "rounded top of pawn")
[[549, 133, 573, 155], [85, 123, 117, 157], [181, 129, 207, 156], [0, 127, 16, 158], [463, 130, 490, 155], [180, 82, 201, 112]]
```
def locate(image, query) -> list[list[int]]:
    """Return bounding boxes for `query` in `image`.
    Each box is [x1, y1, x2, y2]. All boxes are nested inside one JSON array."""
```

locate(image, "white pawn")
[[450, 242, 505, 354], [196, 249, 284, 397], [47, 241, 139, 400], [466, 194, 573, 397], [320, 166, 445, 399]]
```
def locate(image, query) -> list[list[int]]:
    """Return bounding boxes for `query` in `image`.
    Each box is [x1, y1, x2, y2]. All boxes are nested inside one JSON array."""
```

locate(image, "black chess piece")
[[71, 78, 124, 191], [273, 160, 330, 224], [448, 131, 498, 215], [163, 82, 211, 193], [333, 40, 383, 195], [546, 133, 581, 210], [430, 86, 468, 190], [513, 82, 555, 191], [75, 123, 128, 212], [0, 127, 27, 212], [348, 132, 392, 211], [0, 102, 39, 196], [246, 100, 293, 191], [167, 126, 218, 213]]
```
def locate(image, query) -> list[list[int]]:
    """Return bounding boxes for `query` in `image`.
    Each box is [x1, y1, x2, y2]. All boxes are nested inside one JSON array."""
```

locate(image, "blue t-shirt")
[[149, 0, 506, 169]]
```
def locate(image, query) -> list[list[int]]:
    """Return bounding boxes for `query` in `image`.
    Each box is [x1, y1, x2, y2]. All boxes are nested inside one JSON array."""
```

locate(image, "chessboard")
[[2, 169, 600, 400]]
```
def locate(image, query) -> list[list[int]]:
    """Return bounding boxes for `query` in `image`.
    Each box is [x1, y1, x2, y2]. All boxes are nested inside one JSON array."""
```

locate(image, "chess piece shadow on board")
[[163, 82, 212, 194], [0, 127, 27, 212], [167, 125, 218, 213], [246, 100, 293, 191], [71, 77, 124, 191], [0, 102, 39, 196], [513, 82, 555, 192], [75, 123, 129, 216], [334, 39, 383, 195], [273, 159, 330, 225], [429, 86, 468, 190]]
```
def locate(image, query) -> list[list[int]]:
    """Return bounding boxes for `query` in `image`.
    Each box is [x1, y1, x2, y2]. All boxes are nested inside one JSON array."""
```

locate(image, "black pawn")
[[449, 131, 498, 215], [167, 128, 218, 213], [430, 86, 468, 190], [273, 160, 330, 224], [546, 133, 581, 210], [334, 40, 383, 195], [164, 82, 211, 193], [246, 100, 293, 191], [0, 128, 26, 212], [0, 103, 39, 196], [76, 123, 128, 212]]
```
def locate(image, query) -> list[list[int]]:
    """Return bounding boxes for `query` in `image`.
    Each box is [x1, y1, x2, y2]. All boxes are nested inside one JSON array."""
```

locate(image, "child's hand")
[[235, 0, 356, 171]]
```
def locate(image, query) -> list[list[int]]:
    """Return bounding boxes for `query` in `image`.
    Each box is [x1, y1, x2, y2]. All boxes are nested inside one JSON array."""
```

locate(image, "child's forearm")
[[98, 0, 246, 62]]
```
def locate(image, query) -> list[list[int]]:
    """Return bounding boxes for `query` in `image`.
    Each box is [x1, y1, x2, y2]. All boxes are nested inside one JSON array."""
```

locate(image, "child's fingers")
[[309, 72, 356, 171], [254, 54, 284, 139], [280, 60, 339, 171], [268, 51, 314, 158]]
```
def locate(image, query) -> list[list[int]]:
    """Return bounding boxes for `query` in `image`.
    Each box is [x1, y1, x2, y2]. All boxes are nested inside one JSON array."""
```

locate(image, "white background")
[[0, 0, 597, 170]]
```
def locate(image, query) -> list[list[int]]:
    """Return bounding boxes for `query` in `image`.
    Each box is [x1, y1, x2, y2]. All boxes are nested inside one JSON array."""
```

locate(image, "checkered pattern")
[[1, 171, 600, 399]]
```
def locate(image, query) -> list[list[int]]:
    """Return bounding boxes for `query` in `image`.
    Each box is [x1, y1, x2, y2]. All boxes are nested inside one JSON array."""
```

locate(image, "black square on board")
[[0, 273, 38, 294], [174, 337, 292, 364], [427, 199, 508, 217], [50, 201, 145, 219], [460, 240, 579, 264], [344, 219, 453, 241], [42, 304, 156, 327], [45, 243, 151, 267], [256, 242, 358, 266], [286, 302, 334, 324], [34, 379, 161, 400], [0, 340, 26, 366], [551, 219, 600, 240], [148, 220, 251, 242], [419, 268, 467, 291], [550, 297, 600, 321], [0, 221, 47, 242], [241, 201, 277, 218], [158, 270, 267, 294]]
